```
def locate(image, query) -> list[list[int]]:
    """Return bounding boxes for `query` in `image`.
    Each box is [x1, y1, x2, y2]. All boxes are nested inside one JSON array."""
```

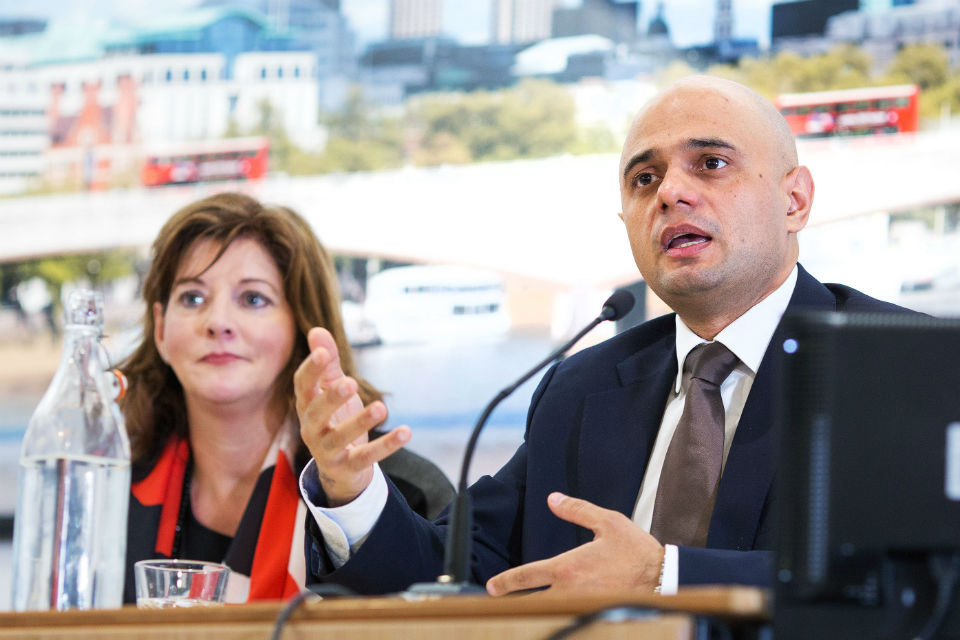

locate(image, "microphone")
[[407, 289, 635, 595]]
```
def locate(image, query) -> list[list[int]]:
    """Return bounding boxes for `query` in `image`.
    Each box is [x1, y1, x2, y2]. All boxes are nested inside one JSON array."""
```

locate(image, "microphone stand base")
[[402, 577, 487, 597]]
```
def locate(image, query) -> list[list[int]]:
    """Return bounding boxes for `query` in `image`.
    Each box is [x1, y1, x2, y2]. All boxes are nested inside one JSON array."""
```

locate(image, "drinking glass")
[[134, 559, 230, 609]]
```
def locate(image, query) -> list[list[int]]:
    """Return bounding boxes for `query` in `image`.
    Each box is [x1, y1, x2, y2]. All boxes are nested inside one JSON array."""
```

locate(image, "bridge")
[[2, 129, 959, 290]]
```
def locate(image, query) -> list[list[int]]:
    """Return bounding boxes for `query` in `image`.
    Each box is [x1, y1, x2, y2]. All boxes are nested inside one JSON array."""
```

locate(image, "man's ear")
[[784, 165, 814, 233]]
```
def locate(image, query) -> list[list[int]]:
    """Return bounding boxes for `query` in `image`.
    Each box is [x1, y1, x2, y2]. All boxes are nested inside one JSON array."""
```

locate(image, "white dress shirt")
[[300, 266, 800, 588], [639, 266, 797, 594]]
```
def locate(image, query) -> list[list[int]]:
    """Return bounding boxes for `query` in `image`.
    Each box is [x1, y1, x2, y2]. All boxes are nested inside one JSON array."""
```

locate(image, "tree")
[[921, 75, 960, 121], [315, 89, 404, 172], [13, 250, 138, 323], [406, 79, 589, 166], [883, 44, 949, 91]]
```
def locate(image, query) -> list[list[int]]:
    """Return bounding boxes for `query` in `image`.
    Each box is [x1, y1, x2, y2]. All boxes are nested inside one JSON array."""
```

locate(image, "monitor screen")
[[774, 311, 960, 639]]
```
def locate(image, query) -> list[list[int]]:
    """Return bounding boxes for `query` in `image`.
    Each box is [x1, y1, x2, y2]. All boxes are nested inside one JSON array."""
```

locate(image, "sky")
[[2, 0, 776, 50]]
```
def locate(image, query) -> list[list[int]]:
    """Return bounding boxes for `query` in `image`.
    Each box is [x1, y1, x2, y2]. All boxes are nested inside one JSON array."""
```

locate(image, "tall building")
[[714, 0, 733, 42], [772, 0, 859, 39], [552, 0, 640, 44], [202, 0, 356, 78], [492, 0, 558, 44], [0, 50, 47, 194], [859, 0, 915, 10], [830, 0, 960, 69], [390, 0, 444, 40]]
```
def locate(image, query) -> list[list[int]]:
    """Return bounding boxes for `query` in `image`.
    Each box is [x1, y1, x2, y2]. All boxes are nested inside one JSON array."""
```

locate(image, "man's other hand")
[[486, 492, 664, 596]]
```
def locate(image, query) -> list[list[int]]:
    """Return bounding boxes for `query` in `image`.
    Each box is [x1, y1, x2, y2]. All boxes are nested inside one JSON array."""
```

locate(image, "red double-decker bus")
[[141, 137, 269, 187], [774, 85, 919, 139]]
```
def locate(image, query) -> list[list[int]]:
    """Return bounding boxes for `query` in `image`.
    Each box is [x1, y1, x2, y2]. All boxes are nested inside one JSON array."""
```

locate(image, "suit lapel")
[[709, 265, 838, 549], [576, 331, 676, 526]]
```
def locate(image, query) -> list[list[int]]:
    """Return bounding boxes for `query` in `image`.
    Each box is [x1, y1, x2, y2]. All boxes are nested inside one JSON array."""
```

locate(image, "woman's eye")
[[704, 157, 728, 170], [178, 291, 204, 307], [242, 291, 270, 308]]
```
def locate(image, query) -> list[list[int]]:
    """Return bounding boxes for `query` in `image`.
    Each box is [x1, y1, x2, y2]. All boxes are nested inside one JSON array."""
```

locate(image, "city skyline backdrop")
[[4, 0, 777, 49]]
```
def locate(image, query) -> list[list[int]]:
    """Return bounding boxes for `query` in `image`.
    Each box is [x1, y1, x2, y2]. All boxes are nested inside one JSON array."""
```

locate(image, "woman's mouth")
[[201, 353, 242, 365]]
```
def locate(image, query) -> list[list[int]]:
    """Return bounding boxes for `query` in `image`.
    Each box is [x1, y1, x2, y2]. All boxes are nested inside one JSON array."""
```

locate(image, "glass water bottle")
[[10, 289, 131, 611]]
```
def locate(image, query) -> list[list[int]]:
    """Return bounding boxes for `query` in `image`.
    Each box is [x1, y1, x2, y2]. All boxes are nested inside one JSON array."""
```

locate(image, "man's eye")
[[178, 291, 204, 307], [242, 291, 270, 308], [704, 157, 728, 170], [636, 172, 655, 186]]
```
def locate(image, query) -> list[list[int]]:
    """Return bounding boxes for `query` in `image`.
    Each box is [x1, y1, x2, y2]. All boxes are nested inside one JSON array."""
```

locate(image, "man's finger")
[[545, 492, 614, 534], [293, 345, 337, 407], [307, 328, 349, 382], [298, 376, 358, 430], [319, 401, 386, 453], [486, 557, 556, 596], [344, 425, 411, 470]]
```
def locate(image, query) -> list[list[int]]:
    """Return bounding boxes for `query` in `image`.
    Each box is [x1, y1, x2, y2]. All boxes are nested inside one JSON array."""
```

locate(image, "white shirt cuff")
[[659, 544, 679, 595], [298, 459, 389, 567]]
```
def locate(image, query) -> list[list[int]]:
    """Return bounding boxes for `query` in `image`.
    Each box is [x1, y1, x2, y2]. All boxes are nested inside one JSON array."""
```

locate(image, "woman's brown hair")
[[120, 192, 380, 466]]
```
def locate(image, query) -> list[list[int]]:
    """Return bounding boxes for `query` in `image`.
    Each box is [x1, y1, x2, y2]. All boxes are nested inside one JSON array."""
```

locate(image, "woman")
[[120, 192, 452, 603]]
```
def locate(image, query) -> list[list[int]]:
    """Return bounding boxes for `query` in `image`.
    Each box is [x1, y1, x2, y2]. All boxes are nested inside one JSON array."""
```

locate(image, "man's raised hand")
[[294, 327, 410, 506]]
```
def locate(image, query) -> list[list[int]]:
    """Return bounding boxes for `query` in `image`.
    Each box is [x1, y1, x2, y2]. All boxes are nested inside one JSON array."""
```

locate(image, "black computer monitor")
[[774, 312, 960, 640]]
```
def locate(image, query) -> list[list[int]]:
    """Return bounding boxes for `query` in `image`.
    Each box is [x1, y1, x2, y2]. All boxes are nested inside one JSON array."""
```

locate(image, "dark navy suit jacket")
[[305, 265, 909, 594]]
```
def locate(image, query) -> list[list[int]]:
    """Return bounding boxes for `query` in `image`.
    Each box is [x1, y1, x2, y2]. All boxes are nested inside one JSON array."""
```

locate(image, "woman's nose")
[[202, 298, 235, 338]]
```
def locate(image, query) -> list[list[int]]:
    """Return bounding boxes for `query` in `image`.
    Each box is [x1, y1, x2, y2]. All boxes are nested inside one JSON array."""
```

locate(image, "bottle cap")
[[64, 289, 104, 329]]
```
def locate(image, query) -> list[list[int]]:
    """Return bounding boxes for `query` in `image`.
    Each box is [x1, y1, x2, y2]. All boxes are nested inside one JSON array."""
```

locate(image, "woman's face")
[[154, 237, 297, 412]]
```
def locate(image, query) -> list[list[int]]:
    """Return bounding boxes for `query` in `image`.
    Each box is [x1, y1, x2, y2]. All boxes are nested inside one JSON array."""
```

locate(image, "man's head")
[[618, 75, 813, 338]]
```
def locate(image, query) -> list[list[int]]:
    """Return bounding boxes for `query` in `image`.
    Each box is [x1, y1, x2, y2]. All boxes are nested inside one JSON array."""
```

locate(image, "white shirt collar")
[[672, 265, 798, 393]]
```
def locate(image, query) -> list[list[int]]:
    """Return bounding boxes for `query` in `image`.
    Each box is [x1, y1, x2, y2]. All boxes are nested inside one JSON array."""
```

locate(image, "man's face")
[[618, 83, 805, 322]]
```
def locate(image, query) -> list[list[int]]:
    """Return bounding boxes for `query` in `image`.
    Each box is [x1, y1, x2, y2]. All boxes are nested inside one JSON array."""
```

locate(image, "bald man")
[[294, 76, 908, 595]]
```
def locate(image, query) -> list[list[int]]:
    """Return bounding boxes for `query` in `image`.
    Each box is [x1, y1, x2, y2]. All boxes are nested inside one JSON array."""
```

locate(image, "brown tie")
[[649, 341, 740, 547]]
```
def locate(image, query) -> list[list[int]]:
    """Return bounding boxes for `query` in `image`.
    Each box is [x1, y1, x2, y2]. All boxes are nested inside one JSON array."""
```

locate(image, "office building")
[[859, 0, 915, 10], [0, 49, 47, 194], [201, 0, 356, 78], [715, 0, 733, 42], [829, 0, 960, 69], [492, 0, 558, 44], [770, 0, 859, 55], [390, 0, 444, 40], [553, 0, 640, 45]]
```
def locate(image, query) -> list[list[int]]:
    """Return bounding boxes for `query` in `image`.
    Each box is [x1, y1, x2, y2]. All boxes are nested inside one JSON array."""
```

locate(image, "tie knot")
[[684, 342, 739, 386]]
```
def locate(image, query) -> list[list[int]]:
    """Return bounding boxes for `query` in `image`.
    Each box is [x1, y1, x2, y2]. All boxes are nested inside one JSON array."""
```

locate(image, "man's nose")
[[658, 168, 698, 211]]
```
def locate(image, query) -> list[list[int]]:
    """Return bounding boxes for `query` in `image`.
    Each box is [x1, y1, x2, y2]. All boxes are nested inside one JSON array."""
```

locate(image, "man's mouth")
[[667, 233, 710, 249]]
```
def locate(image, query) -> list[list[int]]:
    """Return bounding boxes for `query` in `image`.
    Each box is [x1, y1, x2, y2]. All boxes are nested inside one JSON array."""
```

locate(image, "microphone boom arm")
[[442, 290, 633, 586]]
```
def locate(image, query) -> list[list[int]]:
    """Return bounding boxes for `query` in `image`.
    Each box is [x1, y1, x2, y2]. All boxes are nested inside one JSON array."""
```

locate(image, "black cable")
[[270, 590, 319, 640], [270, 581, 361, 639], [913, 553, 960, 640], [539, 603, 656, 640]]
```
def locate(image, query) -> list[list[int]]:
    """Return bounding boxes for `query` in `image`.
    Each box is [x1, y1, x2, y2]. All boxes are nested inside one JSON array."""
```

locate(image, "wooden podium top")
[[0, 586, 770, 640]]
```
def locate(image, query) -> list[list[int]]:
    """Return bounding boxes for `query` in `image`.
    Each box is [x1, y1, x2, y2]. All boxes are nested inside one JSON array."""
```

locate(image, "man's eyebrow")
[[685, 137, 737, 152], [621, 148, 657, 181]]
